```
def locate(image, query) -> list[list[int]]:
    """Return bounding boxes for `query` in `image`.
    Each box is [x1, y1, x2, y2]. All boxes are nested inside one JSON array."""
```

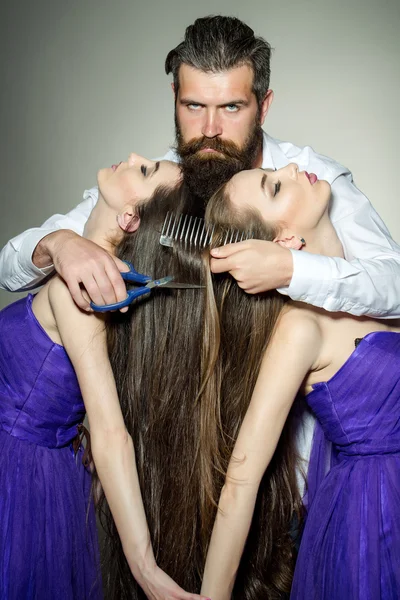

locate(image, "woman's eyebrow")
[[150, 161, 160, 177], [261, 173, 267, 190]]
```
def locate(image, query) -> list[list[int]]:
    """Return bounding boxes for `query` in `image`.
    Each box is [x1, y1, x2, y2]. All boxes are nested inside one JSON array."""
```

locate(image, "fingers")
[[113, 256, 130, 272], [104, 258, 130, 312], [83, 273, 109, 309], [65, 264, 127, 312], [210, 241, 255, 274], [210, 256, 235, 274], [66, 277, 92, 311], [210, 240, 249, 258], [53, 236, 130, 311]]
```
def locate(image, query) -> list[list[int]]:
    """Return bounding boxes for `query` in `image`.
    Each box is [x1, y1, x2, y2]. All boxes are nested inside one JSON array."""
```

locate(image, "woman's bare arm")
[[201, 310, 322, 599], [48, 276, 208, 600]]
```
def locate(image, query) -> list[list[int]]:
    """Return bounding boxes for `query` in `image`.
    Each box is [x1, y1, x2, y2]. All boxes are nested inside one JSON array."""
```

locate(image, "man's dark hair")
[[165, 15, 272, 106]]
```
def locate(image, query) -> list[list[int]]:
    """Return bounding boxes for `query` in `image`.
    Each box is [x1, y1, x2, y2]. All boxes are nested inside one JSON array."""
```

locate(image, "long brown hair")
[[98, 182, 302, 599]]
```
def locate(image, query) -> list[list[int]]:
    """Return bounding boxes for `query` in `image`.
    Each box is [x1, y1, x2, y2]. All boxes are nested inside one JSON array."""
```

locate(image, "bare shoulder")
[[47, 275, 105, 338], [47, 275, 74, 308], [264, 305, 324, 378], [274, 304, 322, 348]]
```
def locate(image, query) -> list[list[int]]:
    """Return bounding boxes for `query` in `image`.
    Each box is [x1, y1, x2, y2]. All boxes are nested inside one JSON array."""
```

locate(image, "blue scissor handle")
[[91, 286, 151, 312], [120, 261, 151, 285], [90, 261, 152, 312]]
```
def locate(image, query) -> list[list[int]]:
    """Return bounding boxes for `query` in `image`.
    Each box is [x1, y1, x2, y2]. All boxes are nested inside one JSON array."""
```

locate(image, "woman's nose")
[[128, 153, 154, 167], [128, 152, 140, 166], [284, 163, 298, 179]]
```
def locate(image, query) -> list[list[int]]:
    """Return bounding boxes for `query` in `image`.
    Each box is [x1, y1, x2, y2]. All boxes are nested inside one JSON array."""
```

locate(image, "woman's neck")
[[83, 194, 122, 253], [303, 215, 344, 259]]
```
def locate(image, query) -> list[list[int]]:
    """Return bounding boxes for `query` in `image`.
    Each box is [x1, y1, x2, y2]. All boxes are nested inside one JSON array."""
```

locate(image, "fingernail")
[[211, 247, 220, 256]]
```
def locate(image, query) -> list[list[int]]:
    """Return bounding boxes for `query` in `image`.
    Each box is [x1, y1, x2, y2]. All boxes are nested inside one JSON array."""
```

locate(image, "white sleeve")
[[0, 187, 98, 292], [279, 174, 400, 318]]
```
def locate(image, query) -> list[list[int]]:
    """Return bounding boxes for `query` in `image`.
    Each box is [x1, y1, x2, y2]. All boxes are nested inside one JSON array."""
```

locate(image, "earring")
[[299, 237, 306, 245]]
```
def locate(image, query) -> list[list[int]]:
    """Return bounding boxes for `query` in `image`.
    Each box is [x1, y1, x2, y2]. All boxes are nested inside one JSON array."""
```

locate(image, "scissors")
[[90, 261, 204, 312]]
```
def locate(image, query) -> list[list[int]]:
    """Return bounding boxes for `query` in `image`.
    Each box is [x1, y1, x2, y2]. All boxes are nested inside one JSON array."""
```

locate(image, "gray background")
[[1, 0, 399, 310]]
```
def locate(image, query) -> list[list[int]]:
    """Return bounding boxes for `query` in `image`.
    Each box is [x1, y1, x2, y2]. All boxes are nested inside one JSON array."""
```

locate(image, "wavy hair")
[[98, 182, 302, 599], [165, 16, 272, 107]]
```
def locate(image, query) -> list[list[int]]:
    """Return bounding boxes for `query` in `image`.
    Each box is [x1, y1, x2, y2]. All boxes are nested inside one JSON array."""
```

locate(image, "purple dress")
[[291, 332, 400, 599], [0, 295, 102, 599]]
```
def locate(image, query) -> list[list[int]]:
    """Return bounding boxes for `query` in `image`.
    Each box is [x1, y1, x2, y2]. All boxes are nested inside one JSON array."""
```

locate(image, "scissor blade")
[[162, 282, 205, 289], [147, 276, 204, 290], [146, 276, 174, 289]]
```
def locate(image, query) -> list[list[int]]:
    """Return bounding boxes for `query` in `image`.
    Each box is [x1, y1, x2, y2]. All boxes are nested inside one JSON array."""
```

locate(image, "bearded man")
[[1, 15, 399, 323]]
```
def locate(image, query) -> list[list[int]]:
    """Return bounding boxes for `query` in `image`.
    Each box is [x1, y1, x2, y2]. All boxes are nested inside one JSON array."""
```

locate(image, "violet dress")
[[0, 295, 102, 599], [291, 331, 400, 599]]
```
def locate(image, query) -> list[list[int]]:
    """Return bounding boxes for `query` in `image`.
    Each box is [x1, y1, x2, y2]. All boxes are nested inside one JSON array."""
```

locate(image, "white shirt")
[[1, 132, 398, 486], [1, 131, 400, 318]]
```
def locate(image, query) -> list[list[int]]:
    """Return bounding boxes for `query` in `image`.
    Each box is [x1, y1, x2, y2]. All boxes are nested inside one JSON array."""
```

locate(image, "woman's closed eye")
[[141, 165, 147, 176], [274, 181, 281, 197]]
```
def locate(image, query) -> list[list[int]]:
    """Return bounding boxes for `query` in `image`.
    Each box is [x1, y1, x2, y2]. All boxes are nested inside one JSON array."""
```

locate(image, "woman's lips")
[[305, 171, 318, 185], [111, 162, 122, 172]]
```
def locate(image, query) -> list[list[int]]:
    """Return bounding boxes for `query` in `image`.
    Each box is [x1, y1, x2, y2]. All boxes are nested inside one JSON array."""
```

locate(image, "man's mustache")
[[178, 137, 245, 161]]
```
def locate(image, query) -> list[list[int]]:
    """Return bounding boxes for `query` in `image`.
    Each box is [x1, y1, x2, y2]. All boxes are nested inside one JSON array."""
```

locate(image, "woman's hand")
[[139, 563, 211, 600]]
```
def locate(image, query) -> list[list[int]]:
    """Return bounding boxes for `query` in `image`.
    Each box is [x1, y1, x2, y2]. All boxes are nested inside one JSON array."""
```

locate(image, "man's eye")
[[187, 103, 202, 111], [274, 181, 281, 197], [141, 165, 147, 176], [225, 105, 239, 113]]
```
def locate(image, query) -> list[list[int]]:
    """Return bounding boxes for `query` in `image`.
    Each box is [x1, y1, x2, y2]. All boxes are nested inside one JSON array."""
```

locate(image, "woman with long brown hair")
[[199, 164, 400, 600], [0, 152, 209, 600], [101, 179, 303, 600]]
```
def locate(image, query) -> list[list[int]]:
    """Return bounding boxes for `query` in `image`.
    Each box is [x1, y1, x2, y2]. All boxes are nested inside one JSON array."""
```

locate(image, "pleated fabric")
[[292, 332, 400, 599], [0, 295, 102, 599]]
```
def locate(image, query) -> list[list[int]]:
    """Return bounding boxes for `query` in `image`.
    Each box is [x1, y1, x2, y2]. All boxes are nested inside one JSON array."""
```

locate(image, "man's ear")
[[273, 229, 305, 251], [259, 89, 274, 125], [116, 210, 140, 233], [171, 82, 175, 95]]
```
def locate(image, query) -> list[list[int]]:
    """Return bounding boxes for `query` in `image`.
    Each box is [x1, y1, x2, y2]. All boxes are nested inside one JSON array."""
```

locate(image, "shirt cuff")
[[277, 249, 333, 302], [15, 228, 57, 279]]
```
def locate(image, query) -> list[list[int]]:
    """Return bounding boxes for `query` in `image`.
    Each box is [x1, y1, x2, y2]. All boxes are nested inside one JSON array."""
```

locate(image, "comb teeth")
[[160, 211, 252, 250]]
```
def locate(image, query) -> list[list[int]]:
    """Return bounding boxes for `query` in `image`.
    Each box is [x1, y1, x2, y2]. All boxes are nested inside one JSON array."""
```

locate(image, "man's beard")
[[174, 116, 263, 207]]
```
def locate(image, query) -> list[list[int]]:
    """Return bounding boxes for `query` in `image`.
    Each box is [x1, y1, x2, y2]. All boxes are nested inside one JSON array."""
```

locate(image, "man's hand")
[[210, 239, 294, 293], [33, 230, 129, 311]]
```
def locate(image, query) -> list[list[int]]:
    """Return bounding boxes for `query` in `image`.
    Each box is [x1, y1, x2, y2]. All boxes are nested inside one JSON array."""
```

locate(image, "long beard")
[[175, 117, 263, 208]]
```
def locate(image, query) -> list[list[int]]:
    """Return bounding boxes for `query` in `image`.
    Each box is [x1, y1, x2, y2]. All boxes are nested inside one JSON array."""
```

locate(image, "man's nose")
[[201, 109, 223, 138]]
